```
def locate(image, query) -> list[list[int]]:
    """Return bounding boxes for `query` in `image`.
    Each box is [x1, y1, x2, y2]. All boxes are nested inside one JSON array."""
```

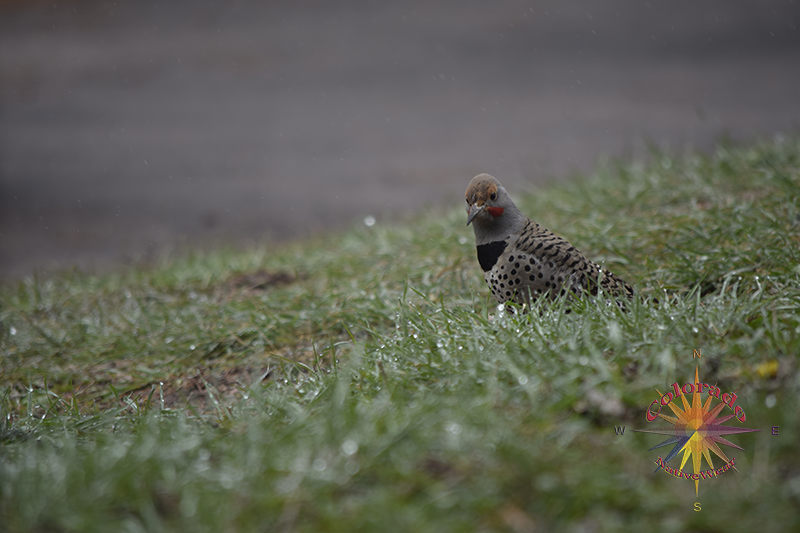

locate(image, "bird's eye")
[[490, 192, 497, 201]]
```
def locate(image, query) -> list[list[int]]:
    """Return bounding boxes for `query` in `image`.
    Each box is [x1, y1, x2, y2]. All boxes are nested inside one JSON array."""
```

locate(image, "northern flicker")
[[465, 173, 633, 308]]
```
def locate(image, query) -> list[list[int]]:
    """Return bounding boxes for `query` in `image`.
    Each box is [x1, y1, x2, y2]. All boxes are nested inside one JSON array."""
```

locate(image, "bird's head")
[[464, 173, 526, 244], [465, 173, 509, 226]]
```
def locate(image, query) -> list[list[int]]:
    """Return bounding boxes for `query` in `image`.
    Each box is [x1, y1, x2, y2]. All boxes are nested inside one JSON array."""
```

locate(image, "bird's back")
[[482, 217, 633, 306]]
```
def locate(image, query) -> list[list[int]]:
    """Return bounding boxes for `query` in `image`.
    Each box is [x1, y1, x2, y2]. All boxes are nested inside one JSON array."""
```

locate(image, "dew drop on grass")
[[578, 356, 589, 366], [765, 394, 777, 408], [518, 375, 529, 385], [313, 458, 327, 472], [445, 421, 462, 435], [692, 327, 698, 333], [363, 216, 376, 227], [189, 344, 196, 350], [345, 459, 360, 476], [436, 340, 444, 348], [8, 326, 15, 335], [340, 439, 358, 456], [458, 236, 467, 244]]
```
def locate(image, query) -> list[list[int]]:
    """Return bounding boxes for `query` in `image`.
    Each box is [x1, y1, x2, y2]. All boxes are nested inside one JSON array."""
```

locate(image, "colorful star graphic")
[[633, 367, 761, 496]]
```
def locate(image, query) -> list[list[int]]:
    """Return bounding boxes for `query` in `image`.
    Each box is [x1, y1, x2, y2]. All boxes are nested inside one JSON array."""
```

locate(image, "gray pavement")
[[1, 0, 799, 282]]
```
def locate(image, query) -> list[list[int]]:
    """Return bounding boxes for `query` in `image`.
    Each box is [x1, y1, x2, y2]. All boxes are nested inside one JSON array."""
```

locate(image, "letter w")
[[699, 469, 715, 479], [614, 426, 625, 435]]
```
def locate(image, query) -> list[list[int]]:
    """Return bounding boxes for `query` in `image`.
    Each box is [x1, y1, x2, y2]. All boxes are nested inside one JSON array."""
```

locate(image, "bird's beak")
[[466, 203, 484, 226]]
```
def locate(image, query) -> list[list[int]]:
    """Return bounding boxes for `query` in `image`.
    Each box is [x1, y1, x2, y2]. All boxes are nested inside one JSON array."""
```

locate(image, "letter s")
[[694, 502, 702, 512]]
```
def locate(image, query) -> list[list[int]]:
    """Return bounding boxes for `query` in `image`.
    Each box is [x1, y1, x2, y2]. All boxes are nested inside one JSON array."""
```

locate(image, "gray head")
[[465, 173, 527, 245]]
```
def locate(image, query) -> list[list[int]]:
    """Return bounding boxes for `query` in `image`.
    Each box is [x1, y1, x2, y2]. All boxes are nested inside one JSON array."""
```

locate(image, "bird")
[[465, 173, 633, 308]]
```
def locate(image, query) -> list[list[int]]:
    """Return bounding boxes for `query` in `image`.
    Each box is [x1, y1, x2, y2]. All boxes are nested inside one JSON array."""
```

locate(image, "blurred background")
[[1, 0, 798, 282]]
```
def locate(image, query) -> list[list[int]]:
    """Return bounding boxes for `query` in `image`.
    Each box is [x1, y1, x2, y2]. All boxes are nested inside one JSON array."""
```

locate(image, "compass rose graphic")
[[633, 367, 762, 496]]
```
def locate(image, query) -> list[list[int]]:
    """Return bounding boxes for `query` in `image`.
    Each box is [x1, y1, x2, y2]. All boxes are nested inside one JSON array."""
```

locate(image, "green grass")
[[2, 138, 799, 532]]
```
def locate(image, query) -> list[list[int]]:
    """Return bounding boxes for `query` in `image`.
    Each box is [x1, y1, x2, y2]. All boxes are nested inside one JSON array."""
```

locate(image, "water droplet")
[[436, 340, 444, 348], [345, 459, 360, 476], [578, 356, 589, 366], [458, 236, 468, 244], [692, 327, 698, 333], [363, 216, 376, 227], [189, 344, 196, 350], [445, 421, 462, 435], [341, 439, 359, 456], [765, 394, 777, 408], [518, 375, 529, 385], [313, 458, 327, 472], [9, 326, 16, 335]]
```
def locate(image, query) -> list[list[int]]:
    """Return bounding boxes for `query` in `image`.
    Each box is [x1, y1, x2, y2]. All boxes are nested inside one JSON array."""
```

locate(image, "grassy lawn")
[[1, 138, 799, 532]]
